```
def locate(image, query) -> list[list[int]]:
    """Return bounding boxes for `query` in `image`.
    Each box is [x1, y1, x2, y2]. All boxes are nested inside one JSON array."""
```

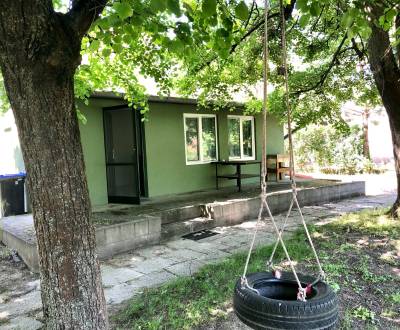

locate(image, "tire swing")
[[233, 1, 339, 329]]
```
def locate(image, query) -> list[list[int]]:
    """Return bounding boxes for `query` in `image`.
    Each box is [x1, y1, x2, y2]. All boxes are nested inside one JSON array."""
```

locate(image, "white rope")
[[278, 0, 324, 278], [242, 0, 269, 279], [266, 198, 294, 266], [241, 0, 327, 301], [241, 0, 305, 299]]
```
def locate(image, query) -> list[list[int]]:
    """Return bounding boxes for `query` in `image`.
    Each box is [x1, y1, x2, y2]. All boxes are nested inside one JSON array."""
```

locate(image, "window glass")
[[242, 119, 253, 158], [185, 117, 199, 161], [202, 117, 217, 161], [184, 115, 217, 163], [228, 118, 241, 158]]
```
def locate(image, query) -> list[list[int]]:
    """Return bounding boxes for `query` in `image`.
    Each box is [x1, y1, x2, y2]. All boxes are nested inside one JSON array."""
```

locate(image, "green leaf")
[[309, 2, 320, 16], [299, 14, 311, 28], [89, 40, 100, 52], [97, 18, 110, 30], [235, 1, 249, 21], [168, 39, 184, 53], [341, 12, 353, 28], [102, 48, 111, 57], [202, 0, 217, 18], [348, 26, 358, 39], [150, 0, 167, 12], [296, 0, 308, 11], [221, 15, 231, 28], [167, 0, 181, 16], [112, 43, 123, 53], [385, 8, 397, 22], [113, 2, 133, 20]]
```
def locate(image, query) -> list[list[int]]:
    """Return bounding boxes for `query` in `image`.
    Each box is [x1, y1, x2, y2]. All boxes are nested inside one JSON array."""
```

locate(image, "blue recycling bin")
[[0, 172, 27, 217]]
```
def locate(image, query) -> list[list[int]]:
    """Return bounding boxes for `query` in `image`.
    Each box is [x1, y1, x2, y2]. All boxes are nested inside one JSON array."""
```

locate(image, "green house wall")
[[144, 102, 284, 197], [78, 98, 124, 206], [78, 96, 284, 205]]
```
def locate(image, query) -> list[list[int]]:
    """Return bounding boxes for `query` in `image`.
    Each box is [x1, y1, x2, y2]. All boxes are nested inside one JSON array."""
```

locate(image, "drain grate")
[[182, 229, 219, 241]]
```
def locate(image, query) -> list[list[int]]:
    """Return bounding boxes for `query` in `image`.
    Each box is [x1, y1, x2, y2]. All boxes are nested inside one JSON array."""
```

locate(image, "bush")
[[293, 124, 384, 175]]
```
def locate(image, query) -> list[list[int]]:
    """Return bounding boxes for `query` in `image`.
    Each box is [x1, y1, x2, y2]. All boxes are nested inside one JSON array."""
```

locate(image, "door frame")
[[102, 104, 148, 204]]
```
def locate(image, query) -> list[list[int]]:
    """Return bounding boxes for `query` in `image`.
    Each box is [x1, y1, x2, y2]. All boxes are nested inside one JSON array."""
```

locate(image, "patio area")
[[92, 178, 340, 223], [0, 178, 365, 273]]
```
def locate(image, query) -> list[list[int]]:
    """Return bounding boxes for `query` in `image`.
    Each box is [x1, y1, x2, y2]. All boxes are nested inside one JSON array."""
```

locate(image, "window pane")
[[228, 118, 241, 158], [185, 117, 199, 161], [242, 119, 253, 158], [202, 117, 217, 161]]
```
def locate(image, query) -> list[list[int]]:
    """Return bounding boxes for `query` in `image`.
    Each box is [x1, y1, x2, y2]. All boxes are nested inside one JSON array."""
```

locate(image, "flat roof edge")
[[89, 91, 244, 108]]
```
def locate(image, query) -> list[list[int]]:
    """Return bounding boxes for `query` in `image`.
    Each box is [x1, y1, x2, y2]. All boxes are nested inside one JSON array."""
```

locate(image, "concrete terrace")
[[0, 179, 366, 272]]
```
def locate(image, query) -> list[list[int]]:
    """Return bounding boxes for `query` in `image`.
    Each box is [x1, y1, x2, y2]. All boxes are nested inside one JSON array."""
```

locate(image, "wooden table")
[[214, 160, 261, 192]]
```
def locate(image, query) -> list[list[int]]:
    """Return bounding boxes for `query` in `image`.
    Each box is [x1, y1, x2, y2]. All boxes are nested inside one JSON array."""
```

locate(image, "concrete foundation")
[[0, 181, 365, 272], [0, 215, 161, 273], [211, 181, 366, 227]]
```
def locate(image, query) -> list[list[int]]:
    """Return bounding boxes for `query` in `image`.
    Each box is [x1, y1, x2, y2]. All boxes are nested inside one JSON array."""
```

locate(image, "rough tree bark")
[[368, 5, 400, 217], [0, 1, 109, 328]]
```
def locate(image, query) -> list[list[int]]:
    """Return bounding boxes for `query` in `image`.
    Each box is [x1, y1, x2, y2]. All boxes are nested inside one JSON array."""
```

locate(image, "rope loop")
[[297, 287, 307, 302], [241, 276, 260, 295]]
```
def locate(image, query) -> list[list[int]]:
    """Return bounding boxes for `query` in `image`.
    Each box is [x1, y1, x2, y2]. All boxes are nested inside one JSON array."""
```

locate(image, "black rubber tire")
[[233, 272, 339, 330]]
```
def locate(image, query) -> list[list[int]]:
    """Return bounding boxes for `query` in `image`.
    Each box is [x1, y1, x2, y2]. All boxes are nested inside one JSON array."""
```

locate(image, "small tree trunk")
[[362, 108, 370, 160], [368, 6, 400, 218], [0, 3, 108, 328]]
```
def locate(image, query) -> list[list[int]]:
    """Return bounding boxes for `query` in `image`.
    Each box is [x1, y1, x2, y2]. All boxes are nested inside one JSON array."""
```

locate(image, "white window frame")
[[183, 113, 218, 165], [227, 115, 256, 161]]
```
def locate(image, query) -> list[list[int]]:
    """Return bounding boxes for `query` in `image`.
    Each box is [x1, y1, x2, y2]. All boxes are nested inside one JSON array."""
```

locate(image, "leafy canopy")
[[1, 0, 398, 133]]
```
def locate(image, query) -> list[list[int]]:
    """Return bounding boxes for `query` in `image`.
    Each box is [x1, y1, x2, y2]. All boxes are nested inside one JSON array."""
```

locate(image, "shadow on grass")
[[114, 208, 400, 330]]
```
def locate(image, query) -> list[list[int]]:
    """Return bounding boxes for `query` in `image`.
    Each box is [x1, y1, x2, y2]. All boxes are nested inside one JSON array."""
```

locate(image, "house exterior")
[[1, 92, 284, 208]]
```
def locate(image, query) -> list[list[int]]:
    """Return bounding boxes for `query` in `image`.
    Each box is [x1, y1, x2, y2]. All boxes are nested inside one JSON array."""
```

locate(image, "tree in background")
[[293, 124, 378, 175]]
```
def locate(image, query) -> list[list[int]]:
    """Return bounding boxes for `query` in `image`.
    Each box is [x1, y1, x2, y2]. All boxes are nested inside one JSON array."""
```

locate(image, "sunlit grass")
[[324, 208, 400, 238]]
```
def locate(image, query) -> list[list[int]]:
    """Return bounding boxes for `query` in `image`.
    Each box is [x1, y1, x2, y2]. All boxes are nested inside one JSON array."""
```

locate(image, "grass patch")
[[115, 208, 400, 330], [323, 208, 400, 237], [115, 229, 316, 329]]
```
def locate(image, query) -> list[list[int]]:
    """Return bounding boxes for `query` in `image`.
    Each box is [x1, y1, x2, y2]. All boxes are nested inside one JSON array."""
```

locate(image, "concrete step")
[[161, 217, 215, 241], [156, 205, 205, 225]]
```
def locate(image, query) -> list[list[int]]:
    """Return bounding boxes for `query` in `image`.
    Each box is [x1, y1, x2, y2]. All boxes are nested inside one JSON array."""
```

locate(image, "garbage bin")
[[0, 173, 27, 217]]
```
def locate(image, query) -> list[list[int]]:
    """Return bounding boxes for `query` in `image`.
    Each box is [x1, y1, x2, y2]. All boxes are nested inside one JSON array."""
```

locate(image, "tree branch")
[[284, 125, 301, 139], [195, 0, 296, 73], [66, 0, 108, 38], [292, 34, 348, 96], [351, 38, 366, 60]]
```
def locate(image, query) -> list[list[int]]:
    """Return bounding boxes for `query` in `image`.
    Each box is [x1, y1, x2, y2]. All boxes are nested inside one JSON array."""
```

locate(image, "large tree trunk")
[[368, 5, 400, 217], [0, 2, 108, 328]]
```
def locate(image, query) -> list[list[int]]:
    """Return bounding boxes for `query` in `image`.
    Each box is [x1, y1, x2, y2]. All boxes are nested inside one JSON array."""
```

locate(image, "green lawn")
[[114, 208, 400, 330]]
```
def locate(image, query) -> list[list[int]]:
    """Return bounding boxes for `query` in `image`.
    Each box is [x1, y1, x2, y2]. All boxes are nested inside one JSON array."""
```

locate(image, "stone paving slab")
[[0, 316, 43, 330], [101, 265, 144, 287], [0, 192, 396, 329], [165, 260, 205, 277], [130, 256, 178, 274]]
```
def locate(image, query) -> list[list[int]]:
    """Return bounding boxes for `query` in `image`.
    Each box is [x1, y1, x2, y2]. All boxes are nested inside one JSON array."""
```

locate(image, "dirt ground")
[[0, 243, 41, 326]]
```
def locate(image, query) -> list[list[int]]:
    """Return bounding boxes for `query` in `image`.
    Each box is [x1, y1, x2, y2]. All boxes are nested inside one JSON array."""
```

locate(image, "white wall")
[[0, 110, 25, 175]]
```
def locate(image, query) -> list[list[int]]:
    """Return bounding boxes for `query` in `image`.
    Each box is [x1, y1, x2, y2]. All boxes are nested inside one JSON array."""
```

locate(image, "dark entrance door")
[[103, 107, 141, 204]]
